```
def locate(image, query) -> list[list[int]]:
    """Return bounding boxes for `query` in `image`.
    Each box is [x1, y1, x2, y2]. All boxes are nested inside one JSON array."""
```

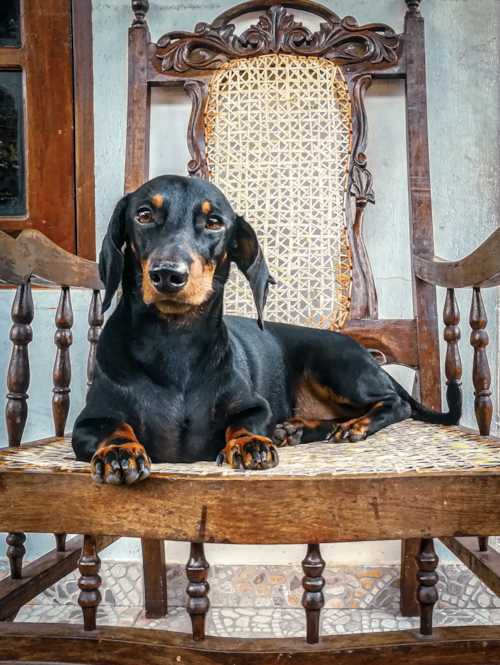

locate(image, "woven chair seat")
[[1, 421, 498, 479]]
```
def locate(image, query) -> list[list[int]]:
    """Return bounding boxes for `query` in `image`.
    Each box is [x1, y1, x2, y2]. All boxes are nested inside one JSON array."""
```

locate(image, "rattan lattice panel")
[[2, 422, 500, 478], [205, 54, 352, 330]]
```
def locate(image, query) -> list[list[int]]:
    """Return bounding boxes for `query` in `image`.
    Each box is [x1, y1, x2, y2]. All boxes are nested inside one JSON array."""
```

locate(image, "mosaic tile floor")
[[5, 558, 500, 636]]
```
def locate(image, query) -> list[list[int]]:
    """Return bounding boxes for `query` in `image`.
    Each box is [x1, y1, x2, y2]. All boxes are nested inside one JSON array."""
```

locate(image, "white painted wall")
[[0, 0, 498, 566]]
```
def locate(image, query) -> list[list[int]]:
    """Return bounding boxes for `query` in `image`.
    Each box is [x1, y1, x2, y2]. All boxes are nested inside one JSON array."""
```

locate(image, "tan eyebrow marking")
[[152, 194, 163, 207], [201, 200, 211, 214]]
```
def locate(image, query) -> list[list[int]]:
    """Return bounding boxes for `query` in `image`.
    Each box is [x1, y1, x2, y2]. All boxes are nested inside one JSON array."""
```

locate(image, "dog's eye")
[[206, 216, 223, 231], [137, 208, 153, 224]]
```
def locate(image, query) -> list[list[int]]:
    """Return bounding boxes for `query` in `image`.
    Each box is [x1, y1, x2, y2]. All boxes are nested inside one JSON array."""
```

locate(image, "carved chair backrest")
[[125, 0, 442, 411]]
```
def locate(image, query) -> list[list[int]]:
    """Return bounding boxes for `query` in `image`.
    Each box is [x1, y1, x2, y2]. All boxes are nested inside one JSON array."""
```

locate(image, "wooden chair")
[[1, 0, 500, 661]]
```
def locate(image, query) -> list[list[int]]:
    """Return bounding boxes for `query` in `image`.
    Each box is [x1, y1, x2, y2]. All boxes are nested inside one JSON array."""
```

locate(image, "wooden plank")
[[440, 536, 500, 598], [141, 539, 168, 619], [342, 318, 418, 368], [0, 535, 118, 621], [2, 469, 500, 545], [2, 623, 500, 664], [72, 0, 96, 261], [400, 538, 420, 616]]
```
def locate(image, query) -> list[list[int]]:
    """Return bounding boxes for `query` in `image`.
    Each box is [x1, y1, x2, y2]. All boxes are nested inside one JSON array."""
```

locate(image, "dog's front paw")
[[216, 432, 278, 470], [91, 442, 151, 485], [273, 421, 303, 447]]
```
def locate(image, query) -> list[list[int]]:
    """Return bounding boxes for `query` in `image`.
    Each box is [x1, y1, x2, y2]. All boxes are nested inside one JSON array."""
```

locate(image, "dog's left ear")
[[99, 195, 128, 313], [231, 215, 276, 330]]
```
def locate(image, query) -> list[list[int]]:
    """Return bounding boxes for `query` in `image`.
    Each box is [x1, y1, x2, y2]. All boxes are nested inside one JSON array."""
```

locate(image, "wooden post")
[[141, 539, 168, 618], [416, 538, 439, 636], [5, 281, 33, 580], [470, 287, 492, 435], [301, 543, 325, 644], [78, 535, 102, 631], [52, 287, 73, 437], [87, 289, 103, 391], [186, 543, 210, 641]]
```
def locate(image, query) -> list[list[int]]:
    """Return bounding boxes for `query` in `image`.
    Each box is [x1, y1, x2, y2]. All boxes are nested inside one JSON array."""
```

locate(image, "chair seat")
[[1, 420, 499, 478]]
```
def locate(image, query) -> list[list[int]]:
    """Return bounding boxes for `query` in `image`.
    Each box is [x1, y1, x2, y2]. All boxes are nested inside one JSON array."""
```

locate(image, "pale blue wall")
[[0, 0, 498, 564]]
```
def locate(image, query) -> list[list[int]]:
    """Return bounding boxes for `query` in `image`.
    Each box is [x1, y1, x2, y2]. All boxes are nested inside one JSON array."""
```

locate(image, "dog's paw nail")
[[270, 447, 279, 465], [124, 469, 140, 485], [349, 433, 363, 442], [110, 460, 120, 471], [234, 452, 245, 470], [260, 447, 268, 462], [121, 459, 130, 469], [106, 473, 122, 486], [251, 450, 261, 464], [216, 451, 225, 466]]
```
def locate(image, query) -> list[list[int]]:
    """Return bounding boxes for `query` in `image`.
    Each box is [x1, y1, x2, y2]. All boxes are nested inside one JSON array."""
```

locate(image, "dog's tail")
[[391, 378, 462, 426]]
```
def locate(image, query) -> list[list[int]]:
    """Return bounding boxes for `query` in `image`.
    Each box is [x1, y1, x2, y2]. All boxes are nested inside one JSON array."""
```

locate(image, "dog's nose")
[[149, 264, 189, 292]]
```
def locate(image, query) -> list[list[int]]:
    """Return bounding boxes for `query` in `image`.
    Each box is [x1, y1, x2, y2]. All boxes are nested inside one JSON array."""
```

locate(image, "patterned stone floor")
[[4, 558, 500, 636]]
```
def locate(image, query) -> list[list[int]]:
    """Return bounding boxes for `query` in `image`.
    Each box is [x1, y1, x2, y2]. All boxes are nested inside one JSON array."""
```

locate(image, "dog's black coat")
[[73, 175, 461, 481]]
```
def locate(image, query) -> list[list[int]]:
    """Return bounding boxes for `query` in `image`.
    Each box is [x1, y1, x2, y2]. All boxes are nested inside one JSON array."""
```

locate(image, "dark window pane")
[[0, 72, 25, 216], [0, 0, 21, 46]]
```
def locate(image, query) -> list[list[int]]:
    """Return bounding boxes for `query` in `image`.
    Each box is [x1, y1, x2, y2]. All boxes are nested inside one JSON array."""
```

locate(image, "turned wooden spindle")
[[416, 538, 439, 636], [6, 533, 26, 580], [87, 290, 104, 390], [186, 543, 210, 641], [443, 288, 462, 392], [469, 287, 492, 436], [131, 0, 149, 26], [52, 287, 73, 437], [6, 282, 34, 580], [404, 0, 422, 15], [301, 543, 325, 644], [54, 533, 67, 552], [78, 535, 102, 631]]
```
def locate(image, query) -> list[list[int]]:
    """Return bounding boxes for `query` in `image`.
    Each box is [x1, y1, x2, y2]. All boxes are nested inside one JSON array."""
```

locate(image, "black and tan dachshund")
[[72, 175, 461, 485]]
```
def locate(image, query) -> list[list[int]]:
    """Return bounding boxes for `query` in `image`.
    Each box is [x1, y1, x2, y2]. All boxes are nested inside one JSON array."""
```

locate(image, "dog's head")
[[99, 175, 275, 328]]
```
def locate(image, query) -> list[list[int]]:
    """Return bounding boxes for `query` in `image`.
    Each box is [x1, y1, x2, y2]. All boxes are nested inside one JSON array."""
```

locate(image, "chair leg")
[[186, 543, 210, 641], [400, 538, 420, 616], [141, 538, 168, 618], [78, 535, 102, 631], [416, 537, 439, 636], [301, 543, 325, 644]]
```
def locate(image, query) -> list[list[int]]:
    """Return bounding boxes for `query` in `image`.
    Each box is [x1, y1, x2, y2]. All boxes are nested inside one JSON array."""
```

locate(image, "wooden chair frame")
[[1, 0, 500, 661]]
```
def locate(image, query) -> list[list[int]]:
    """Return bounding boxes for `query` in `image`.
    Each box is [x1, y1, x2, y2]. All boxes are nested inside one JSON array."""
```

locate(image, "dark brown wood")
[[0, 0, 76, 252], [6, 282, 34, 447], [301, 543, 325, 644], [6, 533, 26, 581], [342, 319, 418, 368], [52, 287, 74, 437], [5, 467, 500, 544], [440, 536, 500, 597], [141, 539, 168, 619], [72, 0, 97, 261], [0, 535, 118, 622], [416, 538, 438, 636], [87, 290, 104, 390], [478, 536, 489, 552], [400, 538, 420, 617], [3, 623, 500, 665], [125, 17, 151, 194], [54, 533, 67, 552], [186, 543, 210, 641], [184, 81, 209, 179], [78, 535, 102, 632], [470, 288, 492, 436], [414, 227, 500, 289], [444, 287, 462, 393]]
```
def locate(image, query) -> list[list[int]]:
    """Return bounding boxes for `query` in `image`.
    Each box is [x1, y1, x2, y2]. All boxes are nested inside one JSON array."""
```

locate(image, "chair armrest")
[[414, 227, 500, 288], [0, 229, 103, 289]]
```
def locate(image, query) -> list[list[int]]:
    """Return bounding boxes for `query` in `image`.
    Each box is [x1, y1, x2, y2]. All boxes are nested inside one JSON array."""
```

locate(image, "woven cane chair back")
[[206, 54, 352, 329]]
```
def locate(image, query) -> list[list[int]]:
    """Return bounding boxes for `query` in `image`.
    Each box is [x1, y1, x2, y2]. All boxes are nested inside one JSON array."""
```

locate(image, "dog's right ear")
[[99, 195, 128, 312]]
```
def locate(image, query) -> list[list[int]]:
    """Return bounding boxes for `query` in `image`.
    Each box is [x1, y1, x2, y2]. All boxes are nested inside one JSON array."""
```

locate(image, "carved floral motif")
[[155, 5, 399, 73]]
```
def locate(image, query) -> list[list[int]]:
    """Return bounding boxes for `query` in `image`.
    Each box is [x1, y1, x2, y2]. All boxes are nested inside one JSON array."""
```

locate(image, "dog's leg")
[[73, 417, 151, 485], [329, 395, 411, 443], [273, 418, 337, 446]]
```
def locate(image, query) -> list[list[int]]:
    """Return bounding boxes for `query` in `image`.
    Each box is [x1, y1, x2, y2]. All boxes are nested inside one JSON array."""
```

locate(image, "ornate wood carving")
[[131, 0, 149, 27], [155, 5, 399, 73], [301, 543, 325, 644], [469, 288, 492, 436], [405, 0, 422, 16], [186, 543, 210, 641], [443, 288, 462, 395], [87, 290, 103, 391], [184, 80, 209, 179], [78, 535, 102, 631], [416, 538, 439, 636], [52, 287, 73, 438]]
